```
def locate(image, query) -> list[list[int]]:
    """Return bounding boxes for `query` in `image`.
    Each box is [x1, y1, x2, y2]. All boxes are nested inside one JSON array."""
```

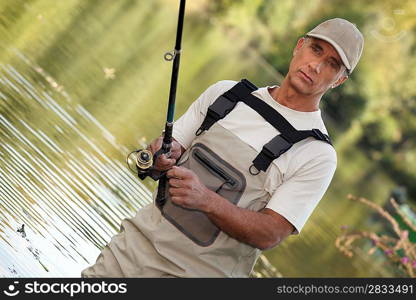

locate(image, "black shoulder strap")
[[195, 79, 257, 136], [196, 79, 333, 174]]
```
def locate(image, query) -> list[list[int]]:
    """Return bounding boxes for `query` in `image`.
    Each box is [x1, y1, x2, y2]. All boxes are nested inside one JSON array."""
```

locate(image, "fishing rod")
[[127, 0, 186, 207]]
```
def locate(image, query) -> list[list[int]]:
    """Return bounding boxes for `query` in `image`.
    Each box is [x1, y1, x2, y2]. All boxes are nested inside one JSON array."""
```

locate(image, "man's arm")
[[205, 193, 295, 250], [166, 166, 294, 250]]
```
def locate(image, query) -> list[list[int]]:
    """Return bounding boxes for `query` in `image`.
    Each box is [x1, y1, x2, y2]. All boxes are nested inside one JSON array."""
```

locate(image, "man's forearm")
[[202, 190, 287, 250], [166, 165, 294, 250]]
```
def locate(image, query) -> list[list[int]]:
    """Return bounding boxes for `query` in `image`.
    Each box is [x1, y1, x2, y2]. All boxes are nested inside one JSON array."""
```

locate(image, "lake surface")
[[0, 52, 152, 276]]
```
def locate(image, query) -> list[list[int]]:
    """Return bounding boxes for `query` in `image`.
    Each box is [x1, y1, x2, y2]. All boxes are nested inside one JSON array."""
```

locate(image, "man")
[[82, 18, 364, 277]]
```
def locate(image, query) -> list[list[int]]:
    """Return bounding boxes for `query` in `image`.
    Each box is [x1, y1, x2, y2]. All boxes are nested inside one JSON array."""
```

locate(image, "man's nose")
[[309, 60, 324, 74]]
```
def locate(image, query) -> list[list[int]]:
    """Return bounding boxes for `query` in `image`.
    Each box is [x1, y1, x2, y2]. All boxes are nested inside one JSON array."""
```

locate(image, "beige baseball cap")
[[306, 18, 364, 74]]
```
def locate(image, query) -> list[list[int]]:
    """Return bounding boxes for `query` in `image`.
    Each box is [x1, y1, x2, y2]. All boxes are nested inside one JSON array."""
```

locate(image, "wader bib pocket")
[[160, 143, 246, 246]]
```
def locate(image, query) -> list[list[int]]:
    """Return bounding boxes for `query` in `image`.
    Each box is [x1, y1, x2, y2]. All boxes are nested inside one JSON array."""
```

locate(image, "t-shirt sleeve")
[[172, 80, 237, 149], [266, 147, 337, 235]]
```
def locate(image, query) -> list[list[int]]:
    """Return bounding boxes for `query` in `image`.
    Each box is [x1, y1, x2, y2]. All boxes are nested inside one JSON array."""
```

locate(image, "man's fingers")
[[158, 155, 173, 164], [157, 154, 175, 164], [169, 149, 181, 160], [148, 137, 163, 154], [149, 138, 181, 160], [168, 178, 182, 188], [171, 143, 181, 152], [170, 196, 185, 205], [156, 155, 174, 166], [166, 166, 191, 179], [168, 187, 186, 197]]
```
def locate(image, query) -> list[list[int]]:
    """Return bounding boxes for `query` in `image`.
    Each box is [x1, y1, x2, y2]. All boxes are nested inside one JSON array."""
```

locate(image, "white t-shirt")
[[173, 80, 337, 234]]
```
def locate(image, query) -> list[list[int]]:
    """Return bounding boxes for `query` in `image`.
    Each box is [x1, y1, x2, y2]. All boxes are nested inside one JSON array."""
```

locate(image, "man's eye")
[[330, 61, 340, 69]]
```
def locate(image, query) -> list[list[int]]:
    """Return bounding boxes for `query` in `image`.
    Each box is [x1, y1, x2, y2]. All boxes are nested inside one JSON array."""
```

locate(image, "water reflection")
[[0, 52, 152, 277]]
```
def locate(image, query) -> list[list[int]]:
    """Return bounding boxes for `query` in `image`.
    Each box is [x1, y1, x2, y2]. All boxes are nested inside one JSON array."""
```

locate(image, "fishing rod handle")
[[156, 175, 168, 207], [162, 122, 173, 146]]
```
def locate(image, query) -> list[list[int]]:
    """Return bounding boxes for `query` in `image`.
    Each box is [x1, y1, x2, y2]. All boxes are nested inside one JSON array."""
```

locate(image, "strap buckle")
[[312, 128, 330, 144], [195, 95, 237, 136], [251, 135, 293, 174], [263, 135, 293, 159]]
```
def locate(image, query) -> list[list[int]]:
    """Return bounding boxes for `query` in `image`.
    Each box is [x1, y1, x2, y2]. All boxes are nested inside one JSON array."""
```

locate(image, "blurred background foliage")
[[1, 0, 416, 277]]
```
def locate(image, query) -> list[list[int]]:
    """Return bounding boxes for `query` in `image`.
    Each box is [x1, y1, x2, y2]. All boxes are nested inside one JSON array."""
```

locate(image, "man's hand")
[[166, 166, 293, 250], [166, 166, 212, 211], [147, 137, 184, 171]]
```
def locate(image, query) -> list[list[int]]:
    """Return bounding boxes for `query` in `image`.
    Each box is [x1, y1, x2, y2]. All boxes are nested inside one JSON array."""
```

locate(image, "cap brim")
[[306, 33, 351, 71]]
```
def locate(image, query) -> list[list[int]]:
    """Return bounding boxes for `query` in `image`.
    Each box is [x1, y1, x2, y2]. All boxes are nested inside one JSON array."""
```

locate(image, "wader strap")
[[237, 90, 332, 144], [250, 135, 293, 175], [195, 79, 257, 136], [196, 79, 333, 173], [250, 128, 332, 174], [237, 89, 332, 172]]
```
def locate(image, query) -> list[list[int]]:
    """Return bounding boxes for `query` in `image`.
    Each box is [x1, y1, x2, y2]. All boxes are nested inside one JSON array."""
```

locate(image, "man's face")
[[287, 37, 348, 96]]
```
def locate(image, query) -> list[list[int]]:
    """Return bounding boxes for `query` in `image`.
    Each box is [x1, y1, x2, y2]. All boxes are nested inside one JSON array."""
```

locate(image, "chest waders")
[[157, 79, 333, 247]]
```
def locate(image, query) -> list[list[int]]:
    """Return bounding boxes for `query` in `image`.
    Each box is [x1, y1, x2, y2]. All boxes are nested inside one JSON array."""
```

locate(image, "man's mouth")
[[299, 71, 313, 84]]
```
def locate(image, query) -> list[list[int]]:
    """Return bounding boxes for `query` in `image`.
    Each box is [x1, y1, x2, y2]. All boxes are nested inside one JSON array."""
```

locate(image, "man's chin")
[[290, 77, 314, 95]]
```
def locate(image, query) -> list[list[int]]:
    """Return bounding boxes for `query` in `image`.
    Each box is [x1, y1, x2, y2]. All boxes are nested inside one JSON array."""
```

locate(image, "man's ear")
[[332, 74, 348, 88], [293, 37, 306, 56]]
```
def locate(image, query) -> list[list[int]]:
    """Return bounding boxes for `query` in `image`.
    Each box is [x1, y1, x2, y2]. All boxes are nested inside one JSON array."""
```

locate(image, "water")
[[0, 52, 152, 277]]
